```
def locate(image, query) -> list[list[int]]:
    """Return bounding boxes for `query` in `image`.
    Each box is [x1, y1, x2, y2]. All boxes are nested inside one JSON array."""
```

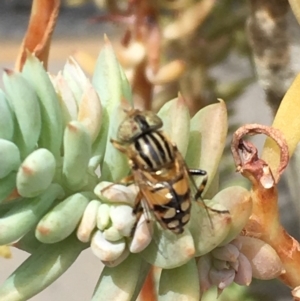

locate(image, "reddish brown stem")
[[129, 0, 161, 110], [15, 0, 60, 71], [139, 266, 157, 301], [132, 60, 153, 110]]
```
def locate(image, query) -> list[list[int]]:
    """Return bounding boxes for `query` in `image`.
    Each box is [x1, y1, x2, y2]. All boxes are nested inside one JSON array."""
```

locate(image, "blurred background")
[[1, 1, 299, 300]]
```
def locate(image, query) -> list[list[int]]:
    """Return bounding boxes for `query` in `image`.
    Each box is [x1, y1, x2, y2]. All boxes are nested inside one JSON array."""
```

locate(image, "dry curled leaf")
[[231, 124, 289, 185]]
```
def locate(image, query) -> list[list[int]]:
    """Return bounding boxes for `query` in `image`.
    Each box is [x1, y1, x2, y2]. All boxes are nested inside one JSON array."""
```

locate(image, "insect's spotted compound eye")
[[117, 110, 163, 142]]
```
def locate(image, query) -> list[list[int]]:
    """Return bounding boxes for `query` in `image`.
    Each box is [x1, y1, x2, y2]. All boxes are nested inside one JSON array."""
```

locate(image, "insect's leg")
[[110, 138, 128, 153], [189, 169, 207, 176], [100, 174, 135, 196], [189, 169, 228, 214], [189, 169, 208, 200], [111, 139, 139, 171], [132, 189, 154, 224], [119, 174, 135, 186], [132, 190, 143, 215], [131, 190, 145, 236]]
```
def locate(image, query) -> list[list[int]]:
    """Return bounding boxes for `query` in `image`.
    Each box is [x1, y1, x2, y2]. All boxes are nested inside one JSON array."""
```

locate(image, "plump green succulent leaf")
[[239, 236, 283, 280], [36, 192, 90, 244], [109, 204, 136, 237], [0, 172, 17, 204], [62, 57, 88, 105], [22, 53, 64, 159], [189, 200, 231, 257], [77, 81, 102, 143], [158, 95, 190, 157], [203, 170, 219, 200], [17, 148, 56, 198], [102, 224, 123, 242], [62, 121, 92, 190], [91, 39, 122, 163], [96, 203, 110, 231], [0, 139, 20, 179], [140, 224, 195, 269], [100, 106, 129, 182], [92, 253, 148, 301], [216, 187, 252, 246], [0, 198, 20, 217], [186, 100, 227, 194], [158, 259, 200, 301], [101, 248, 130, 268], [0, 90, 14, 141], [92, 37, 131, 112], [0, 235, 85, 301], [0, 184, 63, 245], [92, 37, 132, 170], [52, 72, 78, 129], [201, 282, 255, 301], [129, 259, 151, 301], [14, 229, 42, 254], [77, 199, 101, 243], [3, 70, 41, 158], [118, 63, 133, 105], [91, 117, 108, 167], [91, 230, 126, 262]]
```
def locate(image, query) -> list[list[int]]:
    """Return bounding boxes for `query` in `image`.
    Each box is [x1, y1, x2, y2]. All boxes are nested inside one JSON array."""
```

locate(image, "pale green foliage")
[[0, 44, 270, 301]]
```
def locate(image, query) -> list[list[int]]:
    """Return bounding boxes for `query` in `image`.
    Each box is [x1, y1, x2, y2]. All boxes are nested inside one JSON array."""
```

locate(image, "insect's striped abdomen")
[[153, 187, 191, 234], [143, 175, 192, 234], [133, 131, 175, 171]]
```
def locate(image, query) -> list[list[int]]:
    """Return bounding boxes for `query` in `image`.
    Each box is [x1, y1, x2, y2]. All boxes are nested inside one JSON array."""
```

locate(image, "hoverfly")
[[111, 109, 221, 235]]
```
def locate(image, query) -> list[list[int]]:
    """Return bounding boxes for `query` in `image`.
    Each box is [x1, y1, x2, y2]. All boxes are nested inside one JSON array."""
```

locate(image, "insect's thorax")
[[130, 130, 175, 172]]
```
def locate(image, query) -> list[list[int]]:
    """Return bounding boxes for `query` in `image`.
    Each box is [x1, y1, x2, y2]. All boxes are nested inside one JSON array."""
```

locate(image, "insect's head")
[[117, 109, 163, 142]]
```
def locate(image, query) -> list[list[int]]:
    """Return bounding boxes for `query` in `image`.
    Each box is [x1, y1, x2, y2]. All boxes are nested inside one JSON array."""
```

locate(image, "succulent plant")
[[0, 38, 284, 300]]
